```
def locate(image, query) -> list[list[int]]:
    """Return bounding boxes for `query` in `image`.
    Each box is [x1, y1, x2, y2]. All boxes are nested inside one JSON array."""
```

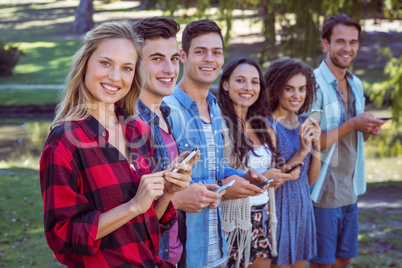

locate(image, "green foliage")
[[365, 121, 402, 158], [0, 42, 24, 77], [383, 0, 402, 20], [366, 47, 402, 127]]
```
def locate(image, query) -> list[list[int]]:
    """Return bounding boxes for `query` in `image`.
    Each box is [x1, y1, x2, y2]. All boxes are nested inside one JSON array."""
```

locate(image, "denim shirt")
[[310, 61, 366, 203], [164, 87, 245, 268], [137, 99, 175, 262]]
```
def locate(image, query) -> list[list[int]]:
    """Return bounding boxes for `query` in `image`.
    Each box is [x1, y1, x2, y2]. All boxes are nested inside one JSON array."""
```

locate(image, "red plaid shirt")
[[40, 105, 176, 267]]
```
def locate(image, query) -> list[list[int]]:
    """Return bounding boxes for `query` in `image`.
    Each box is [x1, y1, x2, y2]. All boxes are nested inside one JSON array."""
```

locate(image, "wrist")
[[313, 142, 321, 150], [163, 189, 175, 199], [298, 147, 310, 157], [346, 117, 357, 131], [128, 200, 141, 216], [171, 195, 182, 210]]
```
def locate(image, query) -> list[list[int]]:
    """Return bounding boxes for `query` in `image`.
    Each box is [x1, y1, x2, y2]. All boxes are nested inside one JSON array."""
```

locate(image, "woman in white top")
[[218, 57, 300, 268]]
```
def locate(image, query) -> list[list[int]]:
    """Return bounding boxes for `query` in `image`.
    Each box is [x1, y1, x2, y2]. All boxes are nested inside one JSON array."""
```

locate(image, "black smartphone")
[[376, 117, 392, 121], [171, 147, 198, 173], [256, 179, 274, 188], [286, 163, 303, 174]]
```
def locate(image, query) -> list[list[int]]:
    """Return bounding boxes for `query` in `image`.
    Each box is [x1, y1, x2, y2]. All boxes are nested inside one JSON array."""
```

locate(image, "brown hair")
[[133, 16, 180, 40], [51, 21, 143, 129], [181, 19, 223, 55], [322, 13, 361, 43], [218, 57, 276, 169], [264, 58, 318, 115]]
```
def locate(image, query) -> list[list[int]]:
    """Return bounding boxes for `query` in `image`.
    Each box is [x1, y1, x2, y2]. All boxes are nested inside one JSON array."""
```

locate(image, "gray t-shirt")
[[314, 82, 358, 208]]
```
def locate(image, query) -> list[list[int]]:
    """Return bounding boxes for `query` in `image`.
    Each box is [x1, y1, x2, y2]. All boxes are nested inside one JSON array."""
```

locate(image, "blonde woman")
[[40, 21, 195, 267]]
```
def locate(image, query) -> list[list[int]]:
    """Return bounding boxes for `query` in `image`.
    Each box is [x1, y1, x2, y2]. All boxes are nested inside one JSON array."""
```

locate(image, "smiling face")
[[180, 32, 224, 87], [84, 38, 137, 106], [277, 73, 307, 114], [223, 63, 260, 114], [323, 24, 359, 70], [142, 37, 180, 99]]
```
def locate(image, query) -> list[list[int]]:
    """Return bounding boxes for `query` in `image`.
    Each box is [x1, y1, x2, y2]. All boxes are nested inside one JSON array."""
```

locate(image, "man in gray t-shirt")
[[309, 14, 385, 268]]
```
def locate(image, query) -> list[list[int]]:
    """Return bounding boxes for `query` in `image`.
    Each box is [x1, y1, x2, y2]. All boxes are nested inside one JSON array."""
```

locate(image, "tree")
[[71, 0, 95, 34]]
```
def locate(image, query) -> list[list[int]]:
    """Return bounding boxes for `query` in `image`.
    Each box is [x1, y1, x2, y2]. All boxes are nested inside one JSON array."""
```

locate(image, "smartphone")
[[171, 147, 198, 173], [286, 163, 303, 174], [307, 110, 322, 126], [256, 179, 274, 188], [214, 180, 235, 193], [376, 117, 392, 121]]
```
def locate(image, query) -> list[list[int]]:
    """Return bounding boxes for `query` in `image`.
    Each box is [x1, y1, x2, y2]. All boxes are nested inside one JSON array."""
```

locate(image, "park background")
[[0, 0, 402, 267]]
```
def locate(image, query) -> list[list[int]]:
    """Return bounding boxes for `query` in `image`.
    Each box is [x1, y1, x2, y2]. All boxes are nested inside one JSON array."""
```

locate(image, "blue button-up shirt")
[[310, 61, 366, 203], [137, 99, 176, 262], [164, 87, 245, 268]]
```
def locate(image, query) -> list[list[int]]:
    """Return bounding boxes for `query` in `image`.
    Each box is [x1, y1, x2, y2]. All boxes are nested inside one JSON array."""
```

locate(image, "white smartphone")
[[214, 180, 235, 193], [307, 110, 322, 126], [171, 147, 199, 173]]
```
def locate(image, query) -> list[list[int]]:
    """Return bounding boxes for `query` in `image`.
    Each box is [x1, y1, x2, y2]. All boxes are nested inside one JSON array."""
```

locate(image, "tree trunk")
[[71, 0, 94, 34]]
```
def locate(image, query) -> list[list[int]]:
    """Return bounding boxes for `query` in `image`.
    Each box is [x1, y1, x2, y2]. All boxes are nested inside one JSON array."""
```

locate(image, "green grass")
[[1, 164, 401, 267], [0, 40, 81, 85], [0, 88, 61, 105], [0, 166, 59, 267]]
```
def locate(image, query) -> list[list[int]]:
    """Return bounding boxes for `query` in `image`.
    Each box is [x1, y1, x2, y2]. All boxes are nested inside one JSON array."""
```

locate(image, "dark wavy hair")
[[181, 19, 223, 55], [133, 16, 180, 40], [322, 13, 361, 43], [264, 58, 318, 115], [218, 57, 276, 169]]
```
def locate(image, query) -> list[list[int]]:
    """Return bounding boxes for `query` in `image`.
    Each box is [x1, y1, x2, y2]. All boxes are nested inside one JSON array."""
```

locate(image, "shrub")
[[0, 42, 24, 77]]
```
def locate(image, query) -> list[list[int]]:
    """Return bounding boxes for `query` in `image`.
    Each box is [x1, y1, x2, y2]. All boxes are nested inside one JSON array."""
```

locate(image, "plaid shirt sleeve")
[[40, 127, 102, 257]]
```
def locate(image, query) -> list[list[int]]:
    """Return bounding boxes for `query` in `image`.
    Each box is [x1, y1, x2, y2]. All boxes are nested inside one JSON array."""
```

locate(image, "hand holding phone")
[[376, 117, 392, 121], [307, 110, 322, 126], [214, 180, 235, 193], [256, 179, 274, 188], [285, 163, 304, 174], [171, 147, 198, 173]]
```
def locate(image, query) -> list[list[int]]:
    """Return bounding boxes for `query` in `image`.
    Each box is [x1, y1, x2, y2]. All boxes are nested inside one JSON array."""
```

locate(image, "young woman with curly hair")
[[264, 58, 321, 268]]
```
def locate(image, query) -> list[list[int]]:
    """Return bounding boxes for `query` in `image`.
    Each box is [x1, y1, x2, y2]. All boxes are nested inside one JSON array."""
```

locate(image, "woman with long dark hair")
[[218, 57, 298, 268]]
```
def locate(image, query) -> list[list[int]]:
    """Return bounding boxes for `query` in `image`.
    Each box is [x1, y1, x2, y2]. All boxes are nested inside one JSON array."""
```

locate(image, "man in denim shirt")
[[135, 17, 198, 266], [164, 19, 267, 268], [309, 14, 385, 268]]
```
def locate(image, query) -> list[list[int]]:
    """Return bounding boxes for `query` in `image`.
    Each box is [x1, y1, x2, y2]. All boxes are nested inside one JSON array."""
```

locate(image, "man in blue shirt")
[[134, 17, 200, 265], [309, 14, 385, 268], [164, 19, 267, 268]]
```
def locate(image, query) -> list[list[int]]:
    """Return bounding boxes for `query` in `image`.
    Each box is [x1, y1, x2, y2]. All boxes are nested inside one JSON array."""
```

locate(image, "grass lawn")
[[0, 40, 82, 85], [0, 165, 59, 267], [0, 88, 61, 106], [0, 164, 401, 267]]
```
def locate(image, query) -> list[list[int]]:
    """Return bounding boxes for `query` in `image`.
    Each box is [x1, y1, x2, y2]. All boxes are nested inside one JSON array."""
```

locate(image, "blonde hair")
[[51, 21, 144, 129]]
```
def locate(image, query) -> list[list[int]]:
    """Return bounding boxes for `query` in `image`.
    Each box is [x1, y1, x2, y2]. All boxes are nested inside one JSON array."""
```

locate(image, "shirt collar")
[[320, 60, 354, 85], [172, 86, 217, 109], [76, 103, 132, 140], [137, 99, 171, 124]]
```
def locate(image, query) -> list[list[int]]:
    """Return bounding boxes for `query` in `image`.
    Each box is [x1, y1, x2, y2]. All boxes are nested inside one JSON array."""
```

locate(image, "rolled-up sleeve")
[[158, 200, 177, 234], [40, 144, 101, 256]]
